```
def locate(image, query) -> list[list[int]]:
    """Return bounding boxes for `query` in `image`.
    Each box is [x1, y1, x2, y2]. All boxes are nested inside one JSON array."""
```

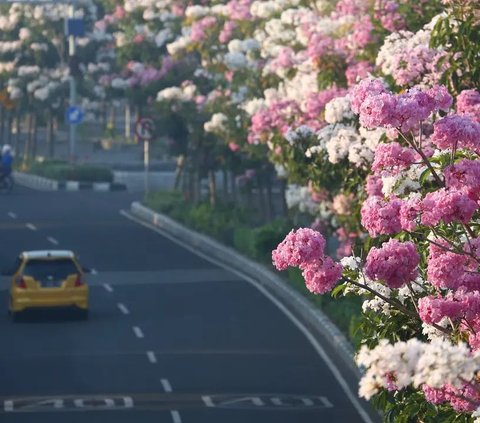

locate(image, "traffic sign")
[[66, 106, 83, 125], [135, 118, 155, 141]]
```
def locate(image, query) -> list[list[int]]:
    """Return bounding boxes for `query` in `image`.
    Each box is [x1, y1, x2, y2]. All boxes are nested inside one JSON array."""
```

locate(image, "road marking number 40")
[[4, 396, 133, 413], [202, 394, 333, 410]]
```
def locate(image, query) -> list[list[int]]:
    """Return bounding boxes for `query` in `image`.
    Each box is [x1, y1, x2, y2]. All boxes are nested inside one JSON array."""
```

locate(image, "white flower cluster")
[[284, 125, 315, 146], [204, 113, 228, 134], [324, 96, 354, 124], [0, 40, 22, 54], [306, 124, 383, 167], [381, 165, 427, 197], [250, 0, 301, 19], [357, 338, 480, 401], [223, 38, 260, 71], [241, 98, 267, 116], [156, 83, 196, 102], [285, 184, 320, 215]]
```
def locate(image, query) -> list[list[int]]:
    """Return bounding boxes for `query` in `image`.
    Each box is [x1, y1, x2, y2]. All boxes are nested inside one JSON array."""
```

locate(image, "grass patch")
[[24, 160, 113, 183]]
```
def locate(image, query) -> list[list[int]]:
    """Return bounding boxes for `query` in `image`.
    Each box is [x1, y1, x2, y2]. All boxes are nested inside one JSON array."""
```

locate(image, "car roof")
[[20, 250, 75, 260]]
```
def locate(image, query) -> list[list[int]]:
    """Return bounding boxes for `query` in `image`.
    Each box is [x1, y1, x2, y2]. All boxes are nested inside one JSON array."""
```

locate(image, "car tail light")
[[16, 276, 27, 289], [74, 274, 84, 287]]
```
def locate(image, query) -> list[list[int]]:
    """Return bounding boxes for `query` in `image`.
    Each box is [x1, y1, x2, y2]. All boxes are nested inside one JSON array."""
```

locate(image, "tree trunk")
[[279, 178, 288, 218], [222, 169, 229, 199], [208, 170, 216, 207], [230, 172, 237, 204], [12, 111, 20, 154], [47, 110, 55, 158], [31, 113, 38, 160], [174, 155, 185, 191], [125, 102, 131, 142], [257, 176, 267, 223], [0, 107, 5, 144], [6, 111, 13, 145], [23, 111, 34, 163], [266, 174, 274, 221]]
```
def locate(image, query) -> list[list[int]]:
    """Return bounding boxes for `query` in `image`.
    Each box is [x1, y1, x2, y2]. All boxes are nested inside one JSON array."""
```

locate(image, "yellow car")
[[7, 250, 89, 321]]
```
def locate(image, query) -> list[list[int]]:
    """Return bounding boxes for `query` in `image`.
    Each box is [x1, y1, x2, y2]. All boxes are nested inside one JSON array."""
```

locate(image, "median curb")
[[129, 202, 360, 375], [14, 171, 126, 192]]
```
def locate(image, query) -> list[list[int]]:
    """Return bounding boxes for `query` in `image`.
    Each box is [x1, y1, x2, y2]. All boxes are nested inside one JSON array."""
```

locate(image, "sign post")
[[135, 118, 155, 195]]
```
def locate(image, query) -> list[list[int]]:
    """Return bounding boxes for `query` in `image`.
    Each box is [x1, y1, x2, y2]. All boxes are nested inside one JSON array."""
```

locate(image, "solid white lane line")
[[147, 351, 157, 363], [161, 378, 172, 393], [4, 400, 13, 412], [91, 268, 98, 275], [7, 212, 16, 219], [121, 209, 375, 423], [117, 303, 130, 315], [133, 326, 144, 338], [47, 237, 59, 245], [171, 410, 182, 423], [202, 396, 214, 407], [26, 223, 37, 231], [103, 283, 113, 293]]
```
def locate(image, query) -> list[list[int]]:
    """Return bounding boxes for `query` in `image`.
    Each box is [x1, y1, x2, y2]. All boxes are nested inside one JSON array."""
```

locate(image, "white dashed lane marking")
[[26, 223, 37, 231], [7, 212, 16, 219], [103, 284, 113, 293], [117, 303, 130, 315], [161, 379, 172, 393], [146, 351, 157, 364], [171, 410, 182, 423], [133, 326, 144, 339], [47, 237, 59, 246]]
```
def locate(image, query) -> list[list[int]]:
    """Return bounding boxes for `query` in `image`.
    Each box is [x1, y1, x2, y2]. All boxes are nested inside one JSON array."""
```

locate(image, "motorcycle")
[[0, 175, 14, 194]]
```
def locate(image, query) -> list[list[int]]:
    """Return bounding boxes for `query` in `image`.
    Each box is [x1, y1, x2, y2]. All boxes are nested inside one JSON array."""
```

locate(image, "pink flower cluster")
[[457, 89, 480, 122], [272, 229, 343, 294], [374, 0, 405, 32], [423, 384, 479, 413], [219, 21, 237, 43], [431, 114, 480, 152], [421, 188, 478, 226], [418, 289, 480, 340], [365, 239, 419, 289], [371, 142, 416, 174], [444, 159, 480, 202], [361, 196, 402, 237], [351, 81, 452, 132], [249, 100, 301, 143], [427, 241, 469, 290], [303, 87, 348, 121], [191, 16, 217, 43]]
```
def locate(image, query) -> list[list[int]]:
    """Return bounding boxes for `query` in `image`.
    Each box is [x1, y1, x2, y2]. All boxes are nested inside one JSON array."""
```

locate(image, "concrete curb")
[[14, 172, 126, 192], [130, 201, 360, 376]]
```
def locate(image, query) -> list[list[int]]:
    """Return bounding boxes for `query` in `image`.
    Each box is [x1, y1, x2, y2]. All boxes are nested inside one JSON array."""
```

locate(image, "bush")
[[28, 160, 113, 183]]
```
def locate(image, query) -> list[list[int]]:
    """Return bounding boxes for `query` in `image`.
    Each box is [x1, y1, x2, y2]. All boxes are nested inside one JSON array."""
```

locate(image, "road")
[[0, 187, 376, 422]]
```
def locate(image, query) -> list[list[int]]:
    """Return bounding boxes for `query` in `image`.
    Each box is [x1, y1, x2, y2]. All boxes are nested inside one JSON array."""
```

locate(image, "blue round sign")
[[66, 106, 84, 125]]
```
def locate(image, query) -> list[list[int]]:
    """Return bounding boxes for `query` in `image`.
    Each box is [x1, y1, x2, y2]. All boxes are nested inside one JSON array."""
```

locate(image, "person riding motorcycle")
[[0, 144, 13, 181]]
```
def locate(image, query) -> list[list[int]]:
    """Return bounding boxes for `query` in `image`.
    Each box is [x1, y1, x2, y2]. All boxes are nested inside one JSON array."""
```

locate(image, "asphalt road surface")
[[0, 186, 377, 423]]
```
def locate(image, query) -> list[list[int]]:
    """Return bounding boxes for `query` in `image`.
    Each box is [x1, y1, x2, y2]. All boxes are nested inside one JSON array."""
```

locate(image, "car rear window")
[[23, 258, 79, 281]]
